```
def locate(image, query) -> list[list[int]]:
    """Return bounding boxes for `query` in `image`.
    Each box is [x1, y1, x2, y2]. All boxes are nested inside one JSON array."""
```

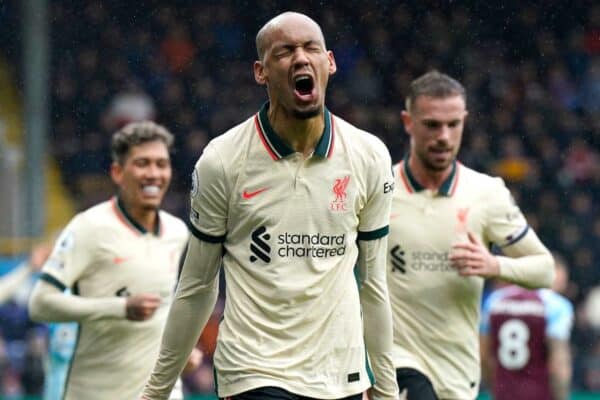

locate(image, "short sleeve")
[[189, 143, 229, 243], [357, 139, 394, 241], [542, 290, 574, 341], [484, 177, 530, 248], [41, 214, 95, 290]]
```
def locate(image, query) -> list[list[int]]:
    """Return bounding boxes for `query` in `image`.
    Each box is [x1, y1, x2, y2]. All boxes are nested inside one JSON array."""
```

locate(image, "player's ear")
[[254, 60, 266, 85], [401, 110, 412, 135], [327, 50, 337, 76], [110, 162, 123, 186]]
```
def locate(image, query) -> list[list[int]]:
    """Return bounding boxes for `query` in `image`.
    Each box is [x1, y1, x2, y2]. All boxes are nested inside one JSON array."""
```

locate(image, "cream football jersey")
[[40, 197, 188, 400], [387, 158, 532, 399], [189, 103, 394, 398]]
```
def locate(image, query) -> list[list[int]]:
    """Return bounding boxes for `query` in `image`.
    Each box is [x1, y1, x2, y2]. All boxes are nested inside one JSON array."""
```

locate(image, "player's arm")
[[494, 229, 554, 289], [143, 143, 228, 400], [450, 230, 554, 288], [548, 338, 571, 400], [544, 292, 574, 400], [29, 280, 129, 322], [142, 236, 221, 399], [358, 237, 399, 400], [174, 244, 205, 378], [0, 261, 33, 304], [28, 218, 137, 322], [357, 139, 398, 400], [0, 243, 51, 304], [451, 178, 554, 288]]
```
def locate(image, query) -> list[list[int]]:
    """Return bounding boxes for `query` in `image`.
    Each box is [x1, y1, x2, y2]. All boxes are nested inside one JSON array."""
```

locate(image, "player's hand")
[[28, 243, 53, 271], [125, 294, 161, 321], [450, 232, 499, 278], [182, 347, 203, 375]]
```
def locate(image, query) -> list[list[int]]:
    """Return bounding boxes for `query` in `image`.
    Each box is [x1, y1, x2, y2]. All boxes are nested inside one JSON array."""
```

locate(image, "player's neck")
[[134, 211, 158, 233], [408, 156, 453, 191], [268, 107, 324, 158], [121, 200, 158, 233]]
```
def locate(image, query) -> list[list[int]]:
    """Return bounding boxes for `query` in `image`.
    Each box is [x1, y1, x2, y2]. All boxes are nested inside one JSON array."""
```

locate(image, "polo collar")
[[400, 154, 459, 196], [113, 196, 161, 236], [254, 102, 334, 160]]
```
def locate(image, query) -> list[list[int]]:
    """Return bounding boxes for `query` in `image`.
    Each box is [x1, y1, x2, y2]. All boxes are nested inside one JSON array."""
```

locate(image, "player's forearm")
[[497, 229, 555, 288], [549, 340, 572, 400], [550, 376, 570, 400], [497, 252, 554, 289], [0, 261, 31, 303], [28, 280, 126, 322], [143, 237, 222, 399], [362, 300, 397, 400], [143, 281, 218, 399], [358, 239, 399, 400]]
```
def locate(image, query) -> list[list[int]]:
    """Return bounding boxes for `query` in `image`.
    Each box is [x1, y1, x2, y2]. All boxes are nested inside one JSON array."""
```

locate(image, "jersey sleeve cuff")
[[357, 225, 389, 241], [500, 225, 530, 247], [40, 272, 67, 292], [189, 223, 226, 243]]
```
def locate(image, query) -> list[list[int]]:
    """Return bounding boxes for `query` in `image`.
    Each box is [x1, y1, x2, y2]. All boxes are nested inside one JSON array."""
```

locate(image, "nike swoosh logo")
[[242, 188, 269, 199], [113, 256, 130, 264]]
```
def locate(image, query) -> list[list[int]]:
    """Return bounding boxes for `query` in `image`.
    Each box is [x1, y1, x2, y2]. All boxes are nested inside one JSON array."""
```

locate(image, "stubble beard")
[[419, 149, 454, 173], [141, 202, 161, 211], [293, 105, 321, 120]]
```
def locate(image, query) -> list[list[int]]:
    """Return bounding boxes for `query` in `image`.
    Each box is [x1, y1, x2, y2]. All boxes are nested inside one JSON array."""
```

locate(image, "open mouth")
[[294, 75, 314, 95]]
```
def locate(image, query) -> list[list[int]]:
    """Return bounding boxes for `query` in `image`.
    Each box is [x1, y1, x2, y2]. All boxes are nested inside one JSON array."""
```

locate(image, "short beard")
[[423, 159, 450, 172], [418, 150, 454, 172], [293, 106, 321, 120]]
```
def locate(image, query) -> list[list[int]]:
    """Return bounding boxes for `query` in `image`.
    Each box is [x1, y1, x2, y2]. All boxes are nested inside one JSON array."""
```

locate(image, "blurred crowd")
[[0, 0, 599, 397]]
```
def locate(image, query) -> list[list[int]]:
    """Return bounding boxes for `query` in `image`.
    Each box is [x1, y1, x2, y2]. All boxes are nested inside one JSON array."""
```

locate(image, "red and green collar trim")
[[112, 196, 161, 236], [399, 155, 460, 196], [254, 102, 335, 160]]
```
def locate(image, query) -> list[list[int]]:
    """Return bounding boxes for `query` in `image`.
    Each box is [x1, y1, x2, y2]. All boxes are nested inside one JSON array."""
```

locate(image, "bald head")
[[256, 12, 326, 61]]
